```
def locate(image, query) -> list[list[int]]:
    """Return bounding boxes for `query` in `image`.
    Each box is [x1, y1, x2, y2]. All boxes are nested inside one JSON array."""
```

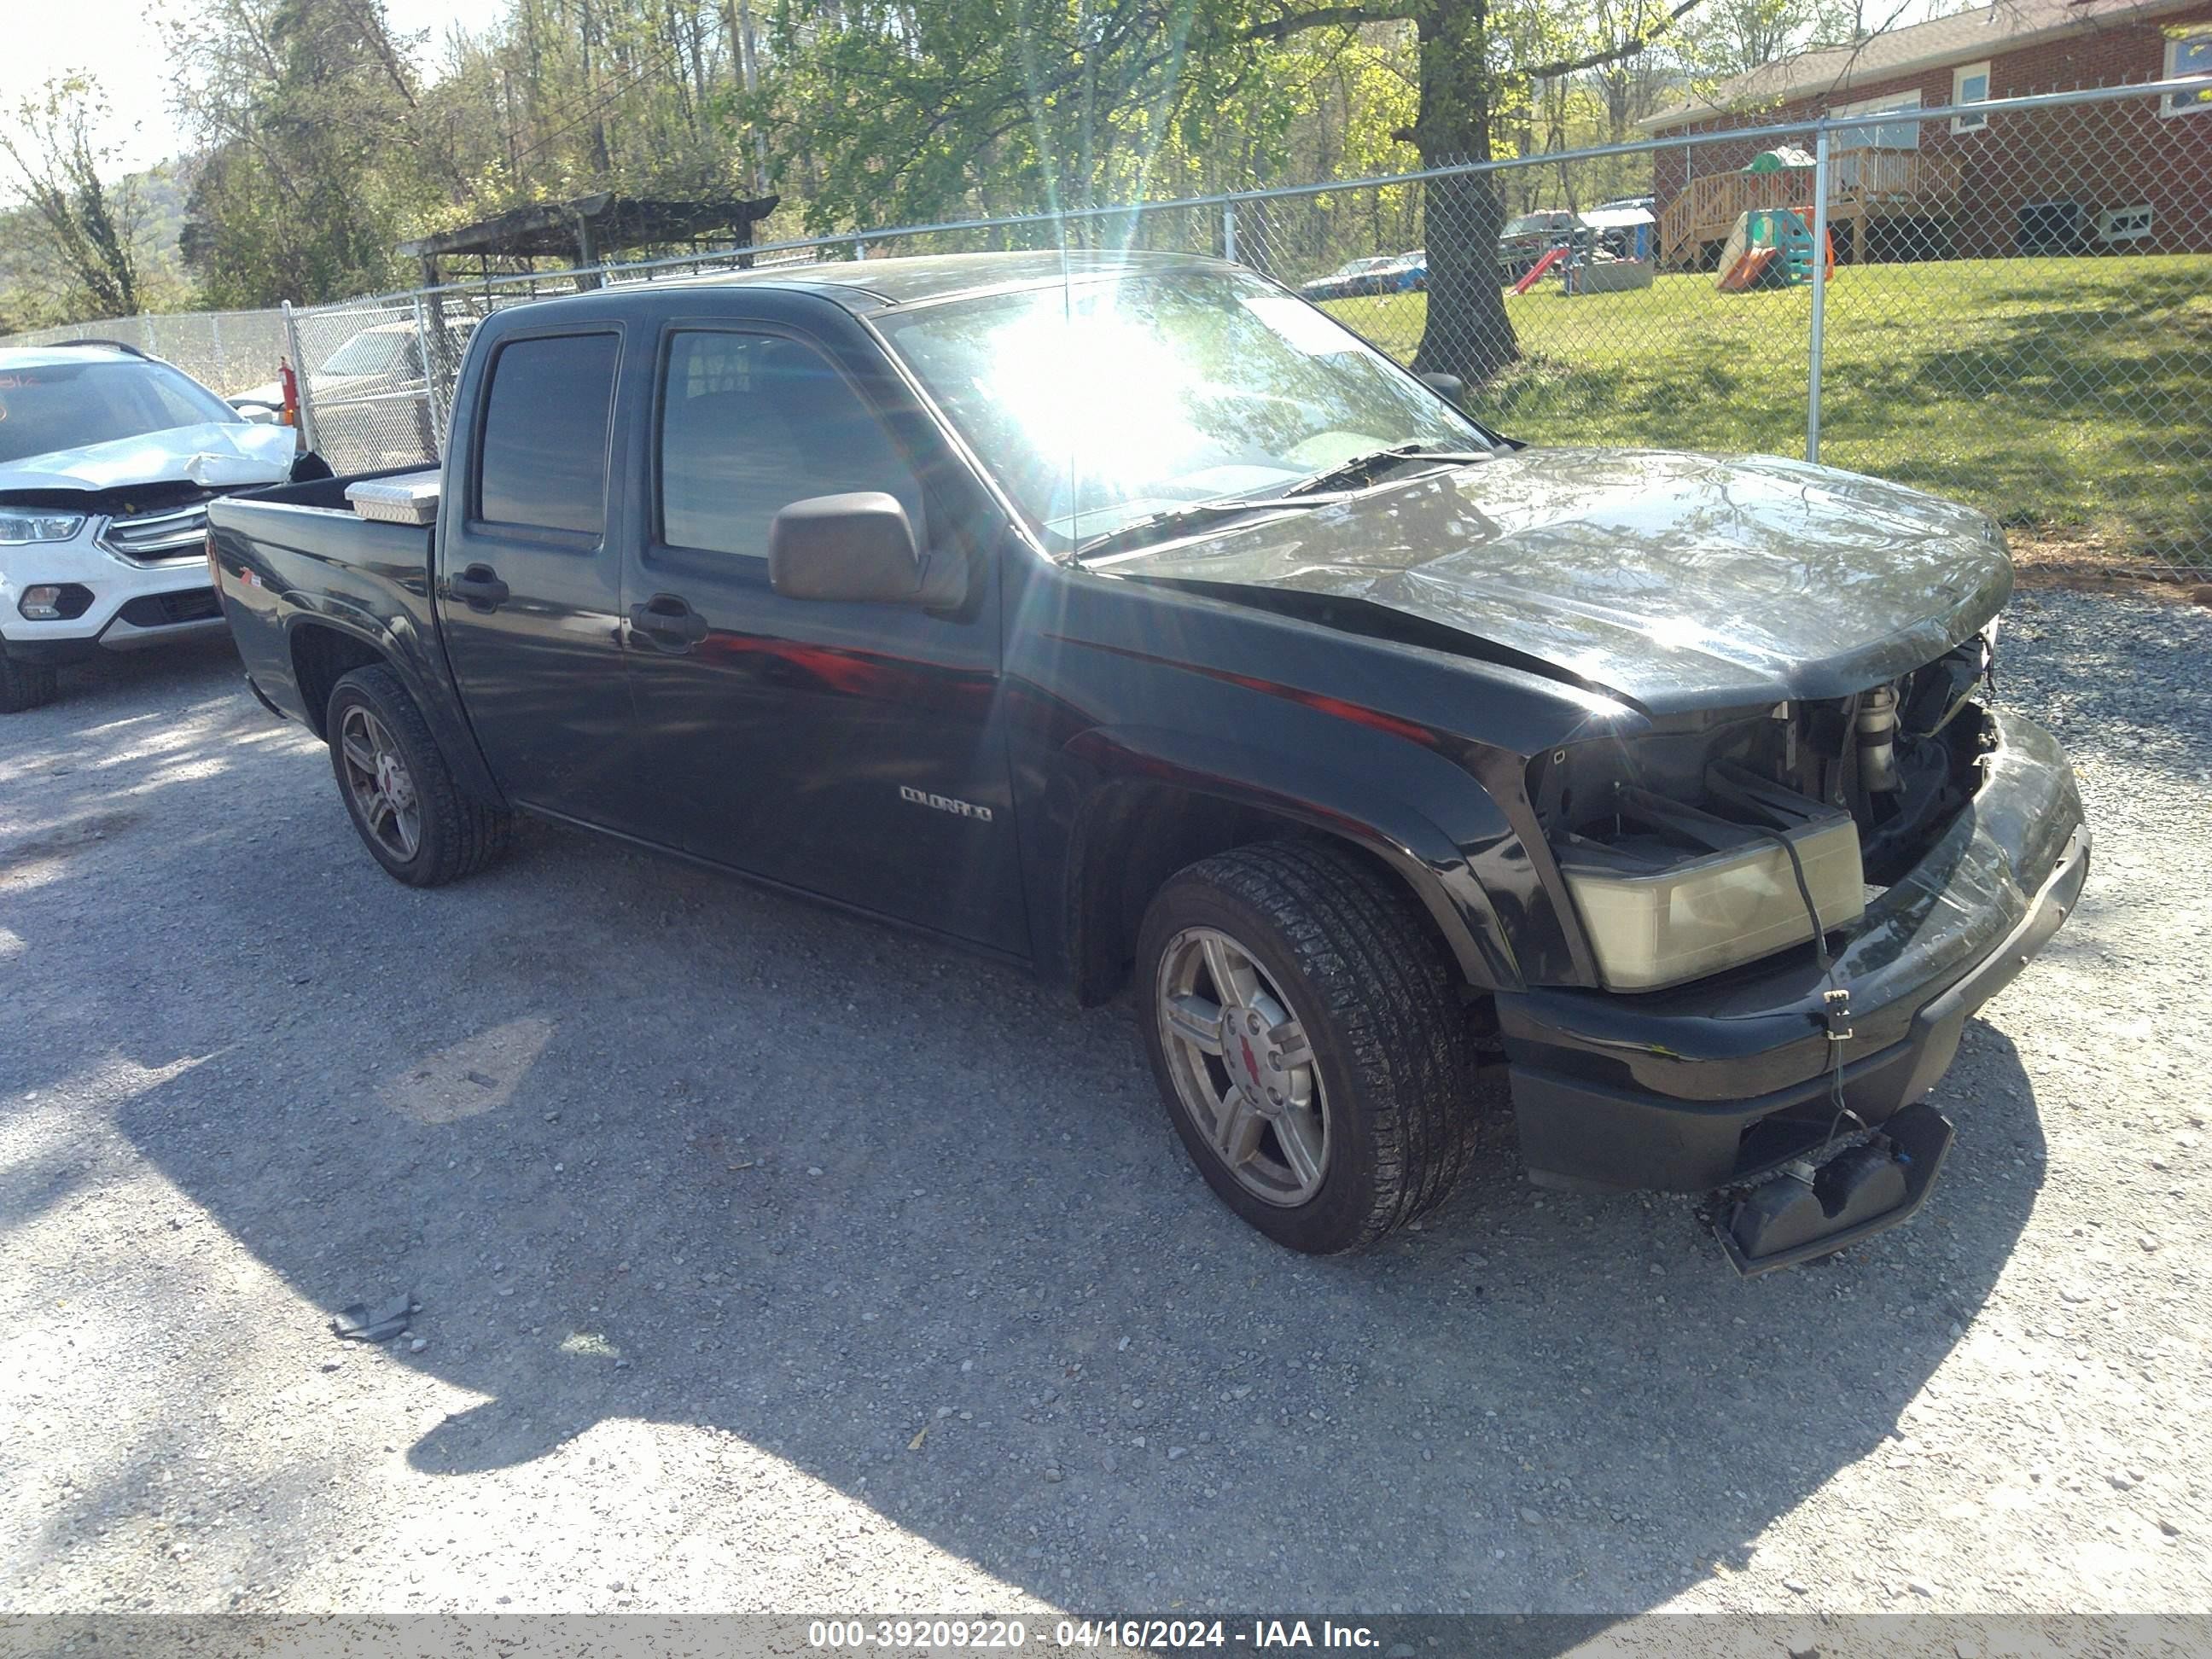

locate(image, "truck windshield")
[[876, 270, 1489, 551], [0, 358, 242, 466]]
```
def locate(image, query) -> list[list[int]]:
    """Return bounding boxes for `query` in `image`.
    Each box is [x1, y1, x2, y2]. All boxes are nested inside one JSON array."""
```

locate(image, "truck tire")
[[1136, 840, 1477, 1254], [326, 664, 511, 887], [0, 643, 60, 713]]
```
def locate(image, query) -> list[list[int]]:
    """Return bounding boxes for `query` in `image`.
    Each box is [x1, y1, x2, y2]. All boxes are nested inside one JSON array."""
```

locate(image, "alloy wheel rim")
[[338, 706, 422, 861], [1155, 926, 1328, 1207]]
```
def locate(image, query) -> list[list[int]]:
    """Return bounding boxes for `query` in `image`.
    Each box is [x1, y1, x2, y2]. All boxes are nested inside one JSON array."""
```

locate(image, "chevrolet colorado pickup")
[[206, 251, 2088, 1271]]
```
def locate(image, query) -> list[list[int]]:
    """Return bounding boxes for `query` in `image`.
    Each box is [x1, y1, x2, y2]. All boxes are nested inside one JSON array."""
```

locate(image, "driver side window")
[[658, 330, 923, 557]]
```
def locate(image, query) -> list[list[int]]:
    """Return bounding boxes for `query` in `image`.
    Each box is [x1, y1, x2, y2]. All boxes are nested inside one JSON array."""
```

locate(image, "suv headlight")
[[0, 511, 87, 544], [1557, 777, 1866, 992]]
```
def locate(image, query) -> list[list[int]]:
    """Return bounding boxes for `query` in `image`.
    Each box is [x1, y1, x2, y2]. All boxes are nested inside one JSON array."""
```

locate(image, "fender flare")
[[1061, 721, 1524, 992], [281, 601, 508, 810]]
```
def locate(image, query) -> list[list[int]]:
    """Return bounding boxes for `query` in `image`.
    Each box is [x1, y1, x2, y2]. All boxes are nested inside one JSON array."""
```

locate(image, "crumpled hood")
[[1122, 448, 2011, 713], [0, 422, 297, 495]]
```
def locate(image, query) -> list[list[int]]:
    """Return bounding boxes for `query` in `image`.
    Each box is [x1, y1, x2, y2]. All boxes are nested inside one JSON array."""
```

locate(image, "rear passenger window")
[[658, 330, 922, 557], [475, 332, 620, 537]]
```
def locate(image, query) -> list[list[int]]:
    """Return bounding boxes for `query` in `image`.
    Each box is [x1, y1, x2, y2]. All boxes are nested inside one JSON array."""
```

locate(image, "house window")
[[2163, 26, 2212, 116], [1953, 61, 1991, 133], [2098, 205, 2154, 243], [1835, 90, 1923, 150]]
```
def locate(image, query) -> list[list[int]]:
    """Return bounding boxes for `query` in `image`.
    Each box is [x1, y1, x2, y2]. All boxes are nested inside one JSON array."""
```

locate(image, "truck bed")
[[207, 466, 437, 569], [205, 463, 501, 807]]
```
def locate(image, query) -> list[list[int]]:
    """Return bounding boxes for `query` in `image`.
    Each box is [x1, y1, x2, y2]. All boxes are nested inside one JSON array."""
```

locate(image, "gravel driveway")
[[2, 587, 2206, 1620]]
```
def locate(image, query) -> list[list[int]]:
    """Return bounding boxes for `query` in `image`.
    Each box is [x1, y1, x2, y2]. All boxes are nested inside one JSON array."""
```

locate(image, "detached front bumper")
[[1499, 709, 2087, 1195]]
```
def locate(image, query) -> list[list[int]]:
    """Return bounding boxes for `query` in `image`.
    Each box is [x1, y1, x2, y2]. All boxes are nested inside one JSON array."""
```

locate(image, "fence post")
[[853, 236, 868, 260], [281, 300, 320, 456], [1222, 201, 1238, 264], [211, 311, 226, 393], [410, 293, 439, 462], [1806, 127, 1831, 466]]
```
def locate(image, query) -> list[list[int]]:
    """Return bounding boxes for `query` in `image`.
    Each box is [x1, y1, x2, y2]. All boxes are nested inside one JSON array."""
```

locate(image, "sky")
[[14, 0, 509, 177]]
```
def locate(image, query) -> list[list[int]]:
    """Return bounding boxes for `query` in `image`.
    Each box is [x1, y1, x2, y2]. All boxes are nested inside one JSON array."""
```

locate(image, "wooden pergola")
[[399, 191, 782, 289]]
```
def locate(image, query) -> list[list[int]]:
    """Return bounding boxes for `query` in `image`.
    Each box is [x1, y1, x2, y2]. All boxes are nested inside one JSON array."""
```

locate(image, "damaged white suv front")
[[1, 341, 300, 711]]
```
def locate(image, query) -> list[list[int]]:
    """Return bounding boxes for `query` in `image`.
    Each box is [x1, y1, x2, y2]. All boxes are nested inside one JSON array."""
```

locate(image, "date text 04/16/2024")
[[806, 1620, 1386, 1650]]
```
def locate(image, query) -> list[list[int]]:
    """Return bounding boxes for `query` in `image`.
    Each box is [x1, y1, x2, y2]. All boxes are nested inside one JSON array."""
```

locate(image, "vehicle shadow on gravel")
[[9, 648, 2048, 1617]]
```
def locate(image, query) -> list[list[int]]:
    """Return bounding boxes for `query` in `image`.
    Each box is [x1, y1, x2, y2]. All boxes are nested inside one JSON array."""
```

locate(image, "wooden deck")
[[1659, 148, 1965, 267]]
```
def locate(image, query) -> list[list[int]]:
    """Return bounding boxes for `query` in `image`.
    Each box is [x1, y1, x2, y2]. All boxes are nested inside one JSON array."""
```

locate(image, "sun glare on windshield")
[[981, 294, 1212, 533], [882, 268, 1485, 553]]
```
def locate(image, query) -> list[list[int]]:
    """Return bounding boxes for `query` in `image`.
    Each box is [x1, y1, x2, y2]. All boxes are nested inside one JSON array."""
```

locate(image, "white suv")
[[1, 341, 300, 710]]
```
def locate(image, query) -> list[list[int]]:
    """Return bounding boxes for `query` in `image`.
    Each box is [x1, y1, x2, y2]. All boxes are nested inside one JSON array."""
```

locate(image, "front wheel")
[[1136, 841, 1478, 1254], [326, 664, 511, 887]]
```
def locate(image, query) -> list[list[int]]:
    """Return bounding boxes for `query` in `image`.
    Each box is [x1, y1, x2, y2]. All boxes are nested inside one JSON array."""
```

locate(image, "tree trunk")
[[1409, 0, 1519, 385]]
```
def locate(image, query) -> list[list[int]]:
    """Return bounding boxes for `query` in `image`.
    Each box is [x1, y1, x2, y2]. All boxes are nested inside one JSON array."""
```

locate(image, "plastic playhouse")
[[1563, 206, 1656, 294], [1716, 207, 1836, 291]]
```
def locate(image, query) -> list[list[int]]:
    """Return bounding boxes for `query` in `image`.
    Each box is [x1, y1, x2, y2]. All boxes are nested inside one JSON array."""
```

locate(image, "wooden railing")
[[1658, 148, 1965, 265]]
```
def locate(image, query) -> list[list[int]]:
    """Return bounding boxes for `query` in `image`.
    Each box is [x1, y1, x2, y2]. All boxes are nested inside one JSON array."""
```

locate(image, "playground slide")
[[1512, 247, 1565, 295], [1714, 205, 1837, 292], [1717, 247, 1778, 292]]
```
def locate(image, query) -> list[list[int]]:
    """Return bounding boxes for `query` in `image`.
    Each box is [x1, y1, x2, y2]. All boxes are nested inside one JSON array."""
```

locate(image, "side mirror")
[[768, 492, 964, 608], [1417, 372, 1465, 409], [230, 398, 282, 425]]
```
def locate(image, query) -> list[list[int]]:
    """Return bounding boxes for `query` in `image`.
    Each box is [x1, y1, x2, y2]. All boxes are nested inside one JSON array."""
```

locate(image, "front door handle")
[[629, 592, 710, 653], [449, 563, 509, 612]]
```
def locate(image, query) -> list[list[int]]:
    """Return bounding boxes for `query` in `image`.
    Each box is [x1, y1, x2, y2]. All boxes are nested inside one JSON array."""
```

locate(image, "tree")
[[748, 0, 1286, 230], [1243, 0, 1704, 381], [1669, 0, 1942, 101], [0, 75, 146, 319], [413, 0, 754, 230], [749, 0, 1708, 386], [166, 0, 439, 305]]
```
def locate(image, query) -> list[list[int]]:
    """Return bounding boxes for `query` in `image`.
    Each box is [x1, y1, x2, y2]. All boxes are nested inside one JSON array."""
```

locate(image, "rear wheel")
[[1136, 841, 1478, 1254], [0, 643, 60, 713], [327, 664, 510, 887]]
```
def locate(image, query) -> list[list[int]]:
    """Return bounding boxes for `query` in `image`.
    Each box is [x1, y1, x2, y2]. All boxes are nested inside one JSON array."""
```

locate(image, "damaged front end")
[[1503, 621, 2086, 1273], [1531, 625, 2000, 996]]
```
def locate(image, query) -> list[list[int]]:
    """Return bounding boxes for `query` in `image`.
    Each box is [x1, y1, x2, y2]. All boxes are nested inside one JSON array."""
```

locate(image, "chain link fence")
[[1230, 79, 2211, 573], [6, 78, 2205, 572], [0, 307, 287, 398]]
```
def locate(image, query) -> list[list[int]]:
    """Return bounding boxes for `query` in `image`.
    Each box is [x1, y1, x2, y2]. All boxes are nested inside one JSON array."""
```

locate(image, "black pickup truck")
[[206, 251, 2087, 1272]]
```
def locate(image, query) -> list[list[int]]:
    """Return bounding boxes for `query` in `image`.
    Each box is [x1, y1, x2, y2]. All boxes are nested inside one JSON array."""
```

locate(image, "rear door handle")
[[449, 563, 509, 611], [629, 592, 710, 653]]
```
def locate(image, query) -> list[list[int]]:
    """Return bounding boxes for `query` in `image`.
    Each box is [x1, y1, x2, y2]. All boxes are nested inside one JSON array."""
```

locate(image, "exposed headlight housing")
[[0, 511, 87, 545], [1557, 770, 1866, 992]]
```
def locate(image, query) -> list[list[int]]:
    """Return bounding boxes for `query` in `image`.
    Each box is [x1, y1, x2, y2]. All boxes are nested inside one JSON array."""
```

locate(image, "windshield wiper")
[[1071, 493, 1343, 562], [1068, 440, 1492, 562], [1280, 441, 1493, 498]]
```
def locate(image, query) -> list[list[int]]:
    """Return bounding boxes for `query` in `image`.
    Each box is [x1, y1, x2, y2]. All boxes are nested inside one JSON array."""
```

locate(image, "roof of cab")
[[521, 247, 1237, 319]]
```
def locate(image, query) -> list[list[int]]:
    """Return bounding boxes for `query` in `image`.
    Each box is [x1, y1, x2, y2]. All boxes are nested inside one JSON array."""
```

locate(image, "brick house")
[[1639, 0, 2212, 265]]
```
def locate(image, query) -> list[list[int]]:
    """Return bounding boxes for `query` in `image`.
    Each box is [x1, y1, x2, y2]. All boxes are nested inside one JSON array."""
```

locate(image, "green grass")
[[1324, 254, 2212, 562]]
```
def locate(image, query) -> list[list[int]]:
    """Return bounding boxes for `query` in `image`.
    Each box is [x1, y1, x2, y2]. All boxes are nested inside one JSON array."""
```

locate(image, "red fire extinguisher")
[[278, 358, 303, 447]]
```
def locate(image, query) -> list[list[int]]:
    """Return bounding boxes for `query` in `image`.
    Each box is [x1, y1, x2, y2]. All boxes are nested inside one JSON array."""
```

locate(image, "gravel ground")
[[1, 587, 2207, 1620]]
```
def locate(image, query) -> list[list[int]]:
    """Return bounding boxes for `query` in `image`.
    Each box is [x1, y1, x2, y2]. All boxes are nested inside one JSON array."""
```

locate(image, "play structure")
[[1715, 206, 1837, 292], [1509, 206, 1658, 297], [1562, 206, 1656, 294]]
